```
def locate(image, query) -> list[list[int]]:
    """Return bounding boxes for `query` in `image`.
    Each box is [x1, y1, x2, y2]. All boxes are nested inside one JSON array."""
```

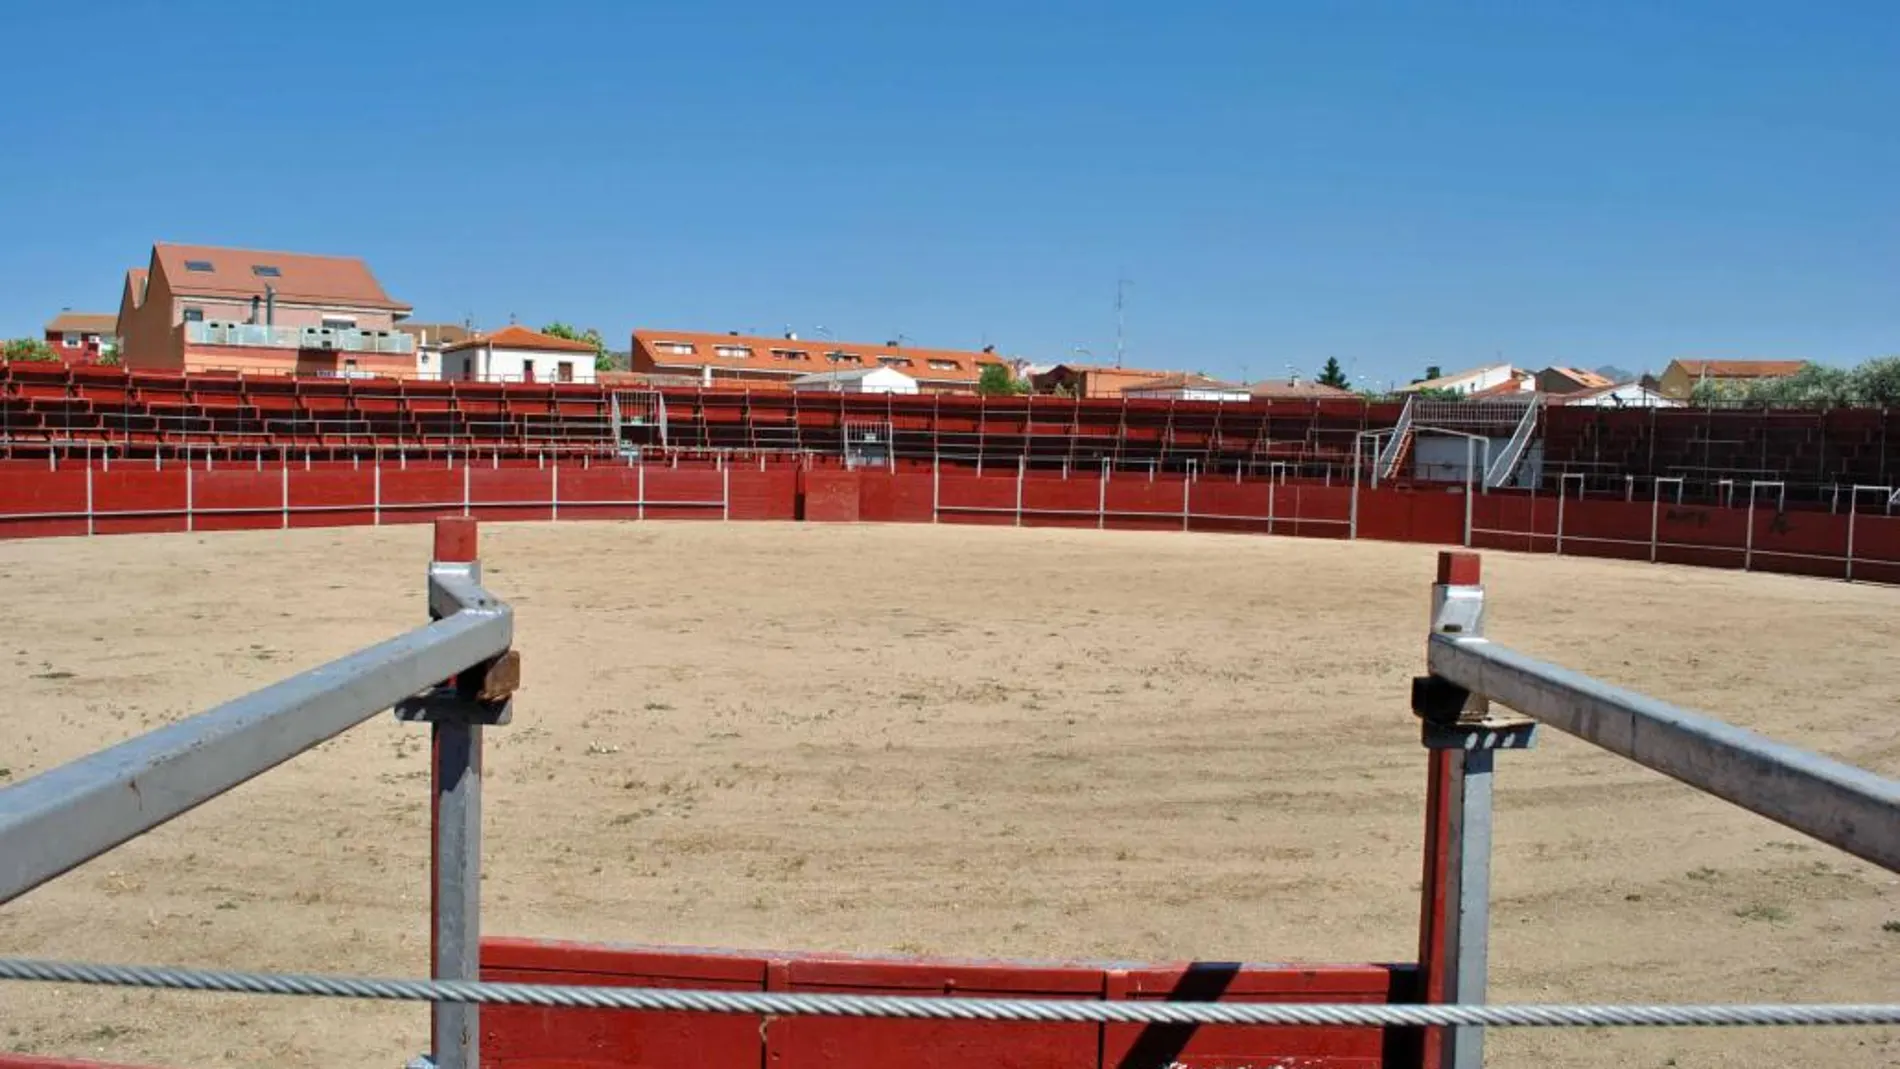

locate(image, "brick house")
[[116, 243, 414, 376], [42, 312, 119, 363]]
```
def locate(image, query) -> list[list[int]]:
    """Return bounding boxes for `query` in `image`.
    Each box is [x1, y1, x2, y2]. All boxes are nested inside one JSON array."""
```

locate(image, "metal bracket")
[[1422, 721, 1539, 751], [1412, 673, 1536, 744]]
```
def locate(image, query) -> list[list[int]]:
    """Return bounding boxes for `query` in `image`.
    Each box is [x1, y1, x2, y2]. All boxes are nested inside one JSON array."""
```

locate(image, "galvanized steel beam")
[[1426, 632, 1900, 872], [0, 607, 511, 905]]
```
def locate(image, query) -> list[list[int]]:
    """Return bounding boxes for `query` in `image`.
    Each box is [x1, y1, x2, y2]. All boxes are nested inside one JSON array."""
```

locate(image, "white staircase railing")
[[1376, 395, 1415, 479], [1482, 396, 1543, 489]]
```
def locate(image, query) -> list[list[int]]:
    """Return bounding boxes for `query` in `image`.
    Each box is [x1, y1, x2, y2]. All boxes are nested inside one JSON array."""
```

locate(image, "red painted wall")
[[474, 938, 1421, 1069], [1, 464, 1897, 587]]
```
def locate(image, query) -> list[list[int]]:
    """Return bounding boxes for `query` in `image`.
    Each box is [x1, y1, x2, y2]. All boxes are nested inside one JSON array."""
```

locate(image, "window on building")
[[85, 334, 100, 345], [183, 307, 205, 323], [713, 345, 752, 359], [251, 265, 282, 277], [183, 259, 215, 272], [928, 359, 959, 370], [770, 348, 811, 362], [654, 341, 696, 356], [557, 361, 575, 383], [879, 356, 913, 367], [321, 316, 356, 330], [827, 351, 862, 364], [61, 332, 80, 347]]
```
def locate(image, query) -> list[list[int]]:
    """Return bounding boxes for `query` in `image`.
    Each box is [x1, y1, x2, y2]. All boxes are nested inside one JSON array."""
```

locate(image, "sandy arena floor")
[[0, 521, 1896, 1068]]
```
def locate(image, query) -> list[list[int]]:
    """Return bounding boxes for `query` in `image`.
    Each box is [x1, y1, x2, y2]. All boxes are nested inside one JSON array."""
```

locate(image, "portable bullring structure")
[[0, 518, 1896, 1069]]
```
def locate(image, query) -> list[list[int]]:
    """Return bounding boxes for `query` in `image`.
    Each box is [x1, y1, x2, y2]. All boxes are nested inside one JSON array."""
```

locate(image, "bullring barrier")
[[1, 454, 1897, 585], [0, 519, 1896, 1069]]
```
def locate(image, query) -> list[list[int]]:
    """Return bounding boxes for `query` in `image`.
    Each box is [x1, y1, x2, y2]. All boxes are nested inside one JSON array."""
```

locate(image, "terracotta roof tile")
[[1248, 379, 1356, 399], [1122, 372, 1247, 392], [443, 325, 598, 354], [1669, 359, 1808, 378], [44, 312, 118, 335], [154, 242, 409, 312], [634, 329, 1006, 385], [1544, 366, 1612, 389]]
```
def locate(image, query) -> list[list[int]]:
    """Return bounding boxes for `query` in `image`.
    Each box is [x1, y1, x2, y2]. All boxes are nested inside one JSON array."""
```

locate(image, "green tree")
[[3, 338, 58, 363], [1851, 357, 1900, 406], [542, 322, 613, 371], [1316, 356, 1349, 389], [977, 363, 1027, 396]]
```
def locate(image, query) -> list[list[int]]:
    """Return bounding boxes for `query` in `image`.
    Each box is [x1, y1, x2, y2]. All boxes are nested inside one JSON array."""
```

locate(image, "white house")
[[441, 325, 598, 384], [398, 322, 475, 380], [1555, 382, 1682, 408], [790, 367, 920, 394], [1398, 363, 1523, 396], [1121, 373, 1252, 402]]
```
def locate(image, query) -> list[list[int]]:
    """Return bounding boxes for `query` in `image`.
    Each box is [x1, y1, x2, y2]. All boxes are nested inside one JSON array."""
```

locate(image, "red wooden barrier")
[[800, 470, 861, 522], [2, 463, 1897, 589], [474, 939, 1424, 1069]]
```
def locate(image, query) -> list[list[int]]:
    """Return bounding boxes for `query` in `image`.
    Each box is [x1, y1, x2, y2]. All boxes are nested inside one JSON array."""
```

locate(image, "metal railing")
[[1481, 397, 1542, 489], [0, 518, 517, 1069], [0, 544, 1897, 1069], [1376, 395, 1414, 478], [1412, 550, 1900, 1068], [186, 322, 417, 355]]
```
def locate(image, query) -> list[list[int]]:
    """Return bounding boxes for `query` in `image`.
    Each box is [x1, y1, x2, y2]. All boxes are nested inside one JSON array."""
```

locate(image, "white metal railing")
[[187, 322, 416, 355], [1376, 395, 1415, 479], [1482, 396, 1543, 489]]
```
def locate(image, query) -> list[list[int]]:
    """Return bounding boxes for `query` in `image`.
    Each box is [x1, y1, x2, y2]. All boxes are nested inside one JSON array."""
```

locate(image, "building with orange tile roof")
[[442, 325, 600, 384], [1658, 359, 1809, 399], [116, 242, 414, 377], [631, 329, 1009, 394]]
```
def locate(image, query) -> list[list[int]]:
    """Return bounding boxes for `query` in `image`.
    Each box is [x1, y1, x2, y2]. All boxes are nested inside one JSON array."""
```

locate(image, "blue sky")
[[2, 1, 1894, 388]]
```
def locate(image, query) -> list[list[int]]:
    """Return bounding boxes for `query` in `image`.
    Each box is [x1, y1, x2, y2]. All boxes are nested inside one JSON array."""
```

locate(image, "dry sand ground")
[[0, 521, 1896, 1069]]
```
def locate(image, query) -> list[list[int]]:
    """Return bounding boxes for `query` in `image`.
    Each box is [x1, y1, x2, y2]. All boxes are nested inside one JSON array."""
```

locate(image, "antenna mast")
[[1115, 272, 1132, 368]]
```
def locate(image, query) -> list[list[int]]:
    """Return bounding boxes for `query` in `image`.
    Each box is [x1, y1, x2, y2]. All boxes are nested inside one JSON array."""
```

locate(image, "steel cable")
[[1, 958, 1897, 1028]]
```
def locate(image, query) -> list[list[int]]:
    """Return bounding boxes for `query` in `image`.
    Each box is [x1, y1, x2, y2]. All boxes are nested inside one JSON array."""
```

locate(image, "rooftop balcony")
[[185, 321, 415, 355]]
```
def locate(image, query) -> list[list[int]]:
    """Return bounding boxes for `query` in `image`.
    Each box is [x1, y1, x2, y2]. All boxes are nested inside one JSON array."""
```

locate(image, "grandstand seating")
[[2, 362, 1892, 502]]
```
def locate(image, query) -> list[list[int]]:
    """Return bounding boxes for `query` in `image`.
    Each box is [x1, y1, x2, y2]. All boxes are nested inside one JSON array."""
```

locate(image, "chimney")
[[785, 330, 798, 341], [265, 285, 276, 327]]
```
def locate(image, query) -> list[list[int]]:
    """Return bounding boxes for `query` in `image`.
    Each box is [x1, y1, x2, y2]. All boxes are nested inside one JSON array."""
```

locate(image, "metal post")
[[1098, 459, 1107, 530], [281, 456, 290, 531], [1744, 480, 1785, 573], [1414, 552, 1536, 1069], [1463, 439, 1474, 548], [407, 518, 502, 1069], [551, 464, 559, 523], [1349, 434, 1362, 541], [462, 462, 471, 518], [374, 462, 382, 526], [1268, 470, 1277, 536], [185, 447, 195, 533], [1847, 490, 1859, 583], [932, 456, 940, 524], [84, 453, 94, 538], [636, 462, 645, 521], [721, 462, 730, 522], [1182, 469, 1191, 532], [1015, 456, 1025, 527]]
